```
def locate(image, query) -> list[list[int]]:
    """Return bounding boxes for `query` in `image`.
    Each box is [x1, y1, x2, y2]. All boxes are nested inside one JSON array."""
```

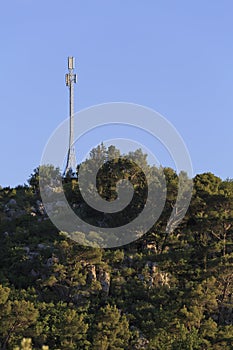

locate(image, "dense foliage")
[[0, 145, 232, 349]]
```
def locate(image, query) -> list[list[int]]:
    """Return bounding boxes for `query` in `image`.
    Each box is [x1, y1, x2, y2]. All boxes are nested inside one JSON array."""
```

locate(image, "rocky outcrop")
[[85, 265, 111, 295], [46, 255, 59, 267], [4, 199, 26, 218], [86, 265, 97, 283], [36, 200, 46, 215], [99, 269, 111, 294], [139, 261, 170, 289], [8, 199, 17, 206], [3, 198, 26, 219]]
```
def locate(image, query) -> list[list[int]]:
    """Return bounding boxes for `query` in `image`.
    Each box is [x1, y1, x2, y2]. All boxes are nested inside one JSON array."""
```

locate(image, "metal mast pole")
[[64, 56, 77, 177]]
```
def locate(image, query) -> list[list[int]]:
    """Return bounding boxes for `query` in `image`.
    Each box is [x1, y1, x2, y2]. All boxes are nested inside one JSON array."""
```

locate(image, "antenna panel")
[[65, 74, 69, 86], [68, 56, 74, 70]]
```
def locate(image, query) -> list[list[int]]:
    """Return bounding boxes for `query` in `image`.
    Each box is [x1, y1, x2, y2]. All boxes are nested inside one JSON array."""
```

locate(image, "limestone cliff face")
[[86, 264, 97, 283], [85, 264, 111, 295], [98, 269, 111, 294]]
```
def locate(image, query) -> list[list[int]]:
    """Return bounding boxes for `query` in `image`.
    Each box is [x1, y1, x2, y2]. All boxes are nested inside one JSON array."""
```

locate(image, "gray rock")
[[46, 255, 59, 267], [99, 270, 110, 294], [28, 252, 39, 260], [6, 208, 26, 218], [8, 198, 17, 206], [46, 257, 53, 267], [37, 243, 47, 250], [87, 265, 97, 283], [23, 246, 30, 254], [138, 274, 144, 281]]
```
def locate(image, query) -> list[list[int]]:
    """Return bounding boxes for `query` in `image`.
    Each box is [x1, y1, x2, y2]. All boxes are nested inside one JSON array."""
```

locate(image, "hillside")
[[0, 147, 232, 349]]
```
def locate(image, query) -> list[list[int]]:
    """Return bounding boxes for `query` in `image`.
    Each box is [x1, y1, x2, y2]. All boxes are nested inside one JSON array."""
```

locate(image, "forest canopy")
[[0, 145, 232, 349]]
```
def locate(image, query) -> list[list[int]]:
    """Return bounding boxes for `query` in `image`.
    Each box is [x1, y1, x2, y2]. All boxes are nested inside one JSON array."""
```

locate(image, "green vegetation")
[[0, 146, 232, 349]]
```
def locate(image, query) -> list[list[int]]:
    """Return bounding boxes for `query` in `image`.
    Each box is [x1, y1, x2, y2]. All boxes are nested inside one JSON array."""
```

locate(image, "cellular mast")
[[64, 57, 77, 177]]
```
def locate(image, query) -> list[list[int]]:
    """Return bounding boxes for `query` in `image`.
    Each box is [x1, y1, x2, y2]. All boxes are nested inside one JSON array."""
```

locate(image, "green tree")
[[0, 297, 39, 349], [92, 304, 130, 349]]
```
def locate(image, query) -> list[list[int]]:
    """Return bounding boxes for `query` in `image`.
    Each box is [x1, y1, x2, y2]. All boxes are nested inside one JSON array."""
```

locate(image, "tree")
[[0, 297, 39, 349], [92, 304, 130, 349], [28, 165, 61, 193], [14, 338, 49, 350]]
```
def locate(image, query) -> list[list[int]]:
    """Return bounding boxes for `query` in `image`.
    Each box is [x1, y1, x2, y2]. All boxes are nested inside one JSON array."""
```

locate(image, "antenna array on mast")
[[64, 56, 77, 177]]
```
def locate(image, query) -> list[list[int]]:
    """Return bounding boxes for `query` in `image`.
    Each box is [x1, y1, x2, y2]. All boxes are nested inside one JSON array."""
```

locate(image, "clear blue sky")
[[1, 0, 233, 187]]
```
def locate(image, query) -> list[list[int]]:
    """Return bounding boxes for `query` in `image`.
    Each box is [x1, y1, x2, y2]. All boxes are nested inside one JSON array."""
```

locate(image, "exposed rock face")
[[23, 246, 30, 254], [36, 200, 46, 215], [37, 243, 51, 250], [46, 257, 53, 267], [153, 271, 170, 287], [98, 269, 111, 294], [37, 243, 46, 250], [8, 199, 17, 206], [46, 255, 59, 267], [86, 265, 97, 283], [28, 252, 39, 260], [3, 199, 26, 219], [85, 264, 111, 294], [5, 208, 26, 219], [141, 261, 170, 288], [73, 265, 111, 303]]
